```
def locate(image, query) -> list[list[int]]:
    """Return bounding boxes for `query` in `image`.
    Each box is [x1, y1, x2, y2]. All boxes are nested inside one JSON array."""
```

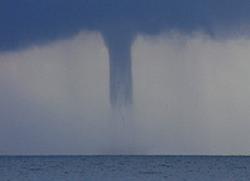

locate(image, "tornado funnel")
[[103, 30, 134, 109]]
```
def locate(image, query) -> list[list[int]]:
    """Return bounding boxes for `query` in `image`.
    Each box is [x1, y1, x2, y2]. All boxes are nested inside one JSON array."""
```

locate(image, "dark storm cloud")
[[1, 0, 250, 51]]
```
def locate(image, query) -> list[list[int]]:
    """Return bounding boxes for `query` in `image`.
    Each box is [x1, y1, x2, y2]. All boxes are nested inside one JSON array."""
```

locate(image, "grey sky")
[[1, 0, 250, 155], [1, 31, 250, 154]]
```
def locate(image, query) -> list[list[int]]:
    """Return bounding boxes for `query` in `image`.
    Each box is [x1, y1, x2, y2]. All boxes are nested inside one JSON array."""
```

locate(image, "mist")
[[1, 31, 250, 155]]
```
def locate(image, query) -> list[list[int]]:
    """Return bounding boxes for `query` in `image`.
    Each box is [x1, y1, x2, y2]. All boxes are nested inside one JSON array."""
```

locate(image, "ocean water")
[[0, 156, 250, 181]]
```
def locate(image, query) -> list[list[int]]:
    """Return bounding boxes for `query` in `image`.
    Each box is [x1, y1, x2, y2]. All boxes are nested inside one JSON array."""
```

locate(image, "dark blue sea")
[[0, 156, 250, 180]]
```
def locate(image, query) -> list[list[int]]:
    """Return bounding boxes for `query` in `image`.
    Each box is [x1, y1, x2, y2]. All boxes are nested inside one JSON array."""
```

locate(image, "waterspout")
[[103, 30, 134, 109]]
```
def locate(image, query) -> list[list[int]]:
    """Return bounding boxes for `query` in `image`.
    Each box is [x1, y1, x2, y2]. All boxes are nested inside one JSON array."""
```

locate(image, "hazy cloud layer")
[[1, 31, 250, 154]]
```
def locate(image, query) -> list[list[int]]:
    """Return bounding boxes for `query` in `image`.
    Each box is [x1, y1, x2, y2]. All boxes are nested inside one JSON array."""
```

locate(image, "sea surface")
[[0, 156, 250, 180]]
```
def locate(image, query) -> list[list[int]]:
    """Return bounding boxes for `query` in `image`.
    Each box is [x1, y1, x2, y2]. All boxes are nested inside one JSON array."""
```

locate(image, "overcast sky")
[[1, 0, 250, 155]]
